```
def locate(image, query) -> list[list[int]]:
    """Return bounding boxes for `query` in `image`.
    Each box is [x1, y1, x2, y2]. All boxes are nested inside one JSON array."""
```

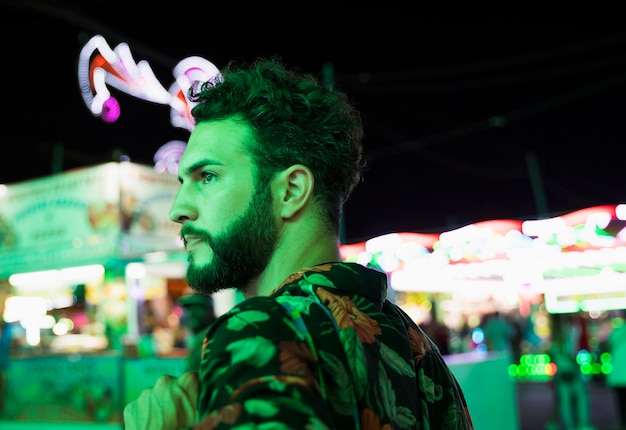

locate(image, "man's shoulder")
[[271, 262, 388, 303], [207, 295, 308, 339], [229, 295, 283, 310], [223, 293, 318, 317]]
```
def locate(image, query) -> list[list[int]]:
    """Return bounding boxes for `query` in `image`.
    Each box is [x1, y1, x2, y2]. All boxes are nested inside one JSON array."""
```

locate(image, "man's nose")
[[169, 189, 197, 223]]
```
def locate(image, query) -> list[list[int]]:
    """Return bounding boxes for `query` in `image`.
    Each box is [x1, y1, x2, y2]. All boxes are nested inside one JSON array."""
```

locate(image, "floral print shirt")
[[193, 262, 474, 429]]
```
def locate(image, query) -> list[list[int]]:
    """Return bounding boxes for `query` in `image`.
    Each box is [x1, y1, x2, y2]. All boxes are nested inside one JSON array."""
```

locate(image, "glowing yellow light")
[[39, 315, 56, 329], [126, 262, 146, 279], [8, 265, 104, 288], [52, 318, 74, 336], [3, 296, 47, 323]]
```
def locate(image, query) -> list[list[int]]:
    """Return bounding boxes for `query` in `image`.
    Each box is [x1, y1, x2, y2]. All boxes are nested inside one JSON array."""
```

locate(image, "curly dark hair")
[[189, 57, 366, 233]]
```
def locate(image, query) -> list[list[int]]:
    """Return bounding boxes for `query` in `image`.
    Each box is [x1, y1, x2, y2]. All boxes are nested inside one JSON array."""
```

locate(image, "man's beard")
[[182, 183, 278, 296]]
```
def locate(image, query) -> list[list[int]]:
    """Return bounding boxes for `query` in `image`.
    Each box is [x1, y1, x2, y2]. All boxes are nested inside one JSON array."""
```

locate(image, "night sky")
[[3, 3, 626, 244]]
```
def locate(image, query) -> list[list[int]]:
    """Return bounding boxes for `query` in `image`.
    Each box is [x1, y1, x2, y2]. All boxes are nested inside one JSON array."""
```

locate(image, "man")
[[124, 58, 473, 429]]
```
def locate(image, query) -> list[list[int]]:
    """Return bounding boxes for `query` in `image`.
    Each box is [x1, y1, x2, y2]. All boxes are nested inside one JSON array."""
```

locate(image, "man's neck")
[[245, 229, 342, 298]]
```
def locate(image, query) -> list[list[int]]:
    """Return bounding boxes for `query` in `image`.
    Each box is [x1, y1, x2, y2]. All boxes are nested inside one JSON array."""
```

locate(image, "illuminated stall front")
[[0, 161, 199, 427], [340, 204, 626, 320]]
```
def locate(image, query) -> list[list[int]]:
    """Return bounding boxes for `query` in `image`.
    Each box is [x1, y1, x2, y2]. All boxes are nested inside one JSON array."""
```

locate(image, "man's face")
[[170, 118, 278, 295]]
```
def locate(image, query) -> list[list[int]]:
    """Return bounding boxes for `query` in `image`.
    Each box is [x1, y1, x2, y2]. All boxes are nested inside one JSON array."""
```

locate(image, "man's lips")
[[183, 235, 204, 250]]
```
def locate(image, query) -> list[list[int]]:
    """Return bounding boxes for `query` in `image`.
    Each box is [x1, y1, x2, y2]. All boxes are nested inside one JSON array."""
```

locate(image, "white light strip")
[[8, 265, 105, 288]]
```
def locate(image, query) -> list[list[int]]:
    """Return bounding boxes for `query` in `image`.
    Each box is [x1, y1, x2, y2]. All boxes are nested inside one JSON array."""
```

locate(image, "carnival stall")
[[0, 161, 194, 426]]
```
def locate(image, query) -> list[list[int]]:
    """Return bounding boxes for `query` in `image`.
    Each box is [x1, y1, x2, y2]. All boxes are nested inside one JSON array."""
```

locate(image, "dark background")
[[2, 2, 626, 244]]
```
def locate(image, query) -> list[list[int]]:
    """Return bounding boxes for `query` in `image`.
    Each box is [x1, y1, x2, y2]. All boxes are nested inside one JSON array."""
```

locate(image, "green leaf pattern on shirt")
[[378, 362, 397, 418], [243, 399, 280, 417], [378, 362, 417, 429], [226, 336, 275, 367], [379, 341, 416, 377], [226, 310, 270, 331], [318, 349, 357, 416], [302, 273, 336, 288], [304, 417, 332, 430], [418, 368, 444, 403], [338, 327, 368, 396]]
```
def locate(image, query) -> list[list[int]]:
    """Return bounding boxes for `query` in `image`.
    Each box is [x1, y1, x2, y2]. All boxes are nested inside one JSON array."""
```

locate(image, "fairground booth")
[[0, 161, 237, 428]]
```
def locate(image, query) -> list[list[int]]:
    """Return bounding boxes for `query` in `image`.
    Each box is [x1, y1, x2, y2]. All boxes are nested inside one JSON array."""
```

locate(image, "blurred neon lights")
[[153, 140, 188, 176], [508, 350, 611, 382], [340, 204, 626, 309], [77, 34, 221, 132], [508, 353, 556, 382], [8, 264, 105, 288], [77, 35, 222, 175]]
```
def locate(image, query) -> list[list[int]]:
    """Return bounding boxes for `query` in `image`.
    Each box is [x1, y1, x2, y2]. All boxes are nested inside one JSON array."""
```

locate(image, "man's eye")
[[202, 172, 216, 183]]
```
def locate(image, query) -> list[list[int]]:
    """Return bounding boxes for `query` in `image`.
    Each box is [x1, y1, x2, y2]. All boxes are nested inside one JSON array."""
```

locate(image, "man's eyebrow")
[[178, 159, 223, 182]]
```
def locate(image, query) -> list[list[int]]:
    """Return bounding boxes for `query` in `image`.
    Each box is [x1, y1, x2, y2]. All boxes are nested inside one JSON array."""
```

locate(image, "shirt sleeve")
[[193, 296, 334, 429]]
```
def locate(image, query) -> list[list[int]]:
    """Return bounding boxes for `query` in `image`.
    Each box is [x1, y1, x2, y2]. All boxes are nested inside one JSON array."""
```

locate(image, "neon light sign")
[[78, 34, 221, 131], [340, 204, 626, 306], [77, 35, 222, 175]]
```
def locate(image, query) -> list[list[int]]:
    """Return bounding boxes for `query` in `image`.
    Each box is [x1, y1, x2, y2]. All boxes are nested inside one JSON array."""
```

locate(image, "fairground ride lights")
[[8, 264, 105, 289], [341, 204, 626, 295]]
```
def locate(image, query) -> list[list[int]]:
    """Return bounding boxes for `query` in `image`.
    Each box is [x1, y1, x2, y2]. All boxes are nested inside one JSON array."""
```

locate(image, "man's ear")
[[274, 164, 314, 219]]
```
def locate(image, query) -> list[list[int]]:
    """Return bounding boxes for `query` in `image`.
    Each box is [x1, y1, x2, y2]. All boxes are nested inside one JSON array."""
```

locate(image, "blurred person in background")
[[178, 293, 216, 371], [607, 313, 626, 429], [520, 313, 542, 355], [422, 304, 451, 355], [482, 310, 516, 360], [549, 312, 594, 430]]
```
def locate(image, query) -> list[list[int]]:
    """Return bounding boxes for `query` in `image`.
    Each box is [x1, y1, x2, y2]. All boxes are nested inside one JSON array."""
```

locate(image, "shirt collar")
[[272, 262, 388, 305]]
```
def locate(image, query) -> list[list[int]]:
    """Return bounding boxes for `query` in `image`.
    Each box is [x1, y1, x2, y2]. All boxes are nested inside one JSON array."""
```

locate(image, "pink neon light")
[[559, 205, 616, 227], [101, 97, 120, 122], [78, 35, 221, 132]]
